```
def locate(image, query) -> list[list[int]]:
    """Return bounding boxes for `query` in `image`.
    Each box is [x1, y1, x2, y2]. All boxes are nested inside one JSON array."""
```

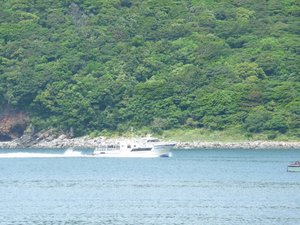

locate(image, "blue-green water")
[[0, 148, 300, 225]]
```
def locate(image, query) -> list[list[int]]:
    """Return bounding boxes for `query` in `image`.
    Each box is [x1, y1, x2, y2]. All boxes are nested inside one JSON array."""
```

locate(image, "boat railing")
[[95, 145, 120, 151]]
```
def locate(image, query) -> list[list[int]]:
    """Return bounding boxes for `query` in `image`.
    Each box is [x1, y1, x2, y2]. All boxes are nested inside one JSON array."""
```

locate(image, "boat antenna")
[[130, 127, 134, 138]]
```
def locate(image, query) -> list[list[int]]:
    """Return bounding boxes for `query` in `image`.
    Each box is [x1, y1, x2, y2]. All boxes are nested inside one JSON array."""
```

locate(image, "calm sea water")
[[0, 148, 300, 225]]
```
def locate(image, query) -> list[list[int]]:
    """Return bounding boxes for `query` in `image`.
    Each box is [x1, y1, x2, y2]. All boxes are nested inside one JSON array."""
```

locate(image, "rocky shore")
[[175, 141, 300, 149], [0, 133, 300, 149]]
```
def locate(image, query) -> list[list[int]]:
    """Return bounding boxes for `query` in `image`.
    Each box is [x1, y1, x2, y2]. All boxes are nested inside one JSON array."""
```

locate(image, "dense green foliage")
[[0, 0, 299, 139]]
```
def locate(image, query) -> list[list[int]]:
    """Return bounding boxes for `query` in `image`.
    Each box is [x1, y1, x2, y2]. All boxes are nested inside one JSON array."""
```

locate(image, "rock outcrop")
[[0, 111, 28, 141]]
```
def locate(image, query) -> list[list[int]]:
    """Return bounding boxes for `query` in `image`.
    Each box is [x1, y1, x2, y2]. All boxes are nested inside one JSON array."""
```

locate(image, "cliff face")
[[0, 111, 28, 141]]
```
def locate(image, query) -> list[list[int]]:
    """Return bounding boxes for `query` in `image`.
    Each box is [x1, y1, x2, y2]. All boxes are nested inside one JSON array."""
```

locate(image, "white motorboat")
[[287, 161, 300, 172], [93, 137, 175, 157]]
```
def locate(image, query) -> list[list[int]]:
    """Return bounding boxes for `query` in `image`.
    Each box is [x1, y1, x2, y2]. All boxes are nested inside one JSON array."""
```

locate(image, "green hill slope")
[[0, 0, 299, 140]]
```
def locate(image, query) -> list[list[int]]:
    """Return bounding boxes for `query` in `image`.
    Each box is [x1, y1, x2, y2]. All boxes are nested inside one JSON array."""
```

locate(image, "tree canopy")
[[0, 0, 299, 139]]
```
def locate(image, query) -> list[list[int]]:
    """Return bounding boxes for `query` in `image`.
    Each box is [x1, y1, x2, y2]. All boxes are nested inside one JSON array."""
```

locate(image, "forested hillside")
[[0, 0, 299, 140]]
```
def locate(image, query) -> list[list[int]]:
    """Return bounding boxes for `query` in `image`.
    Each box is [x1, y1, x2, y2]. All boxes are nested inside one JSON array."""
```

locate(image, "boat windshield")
[[146, 139, 160, 143]]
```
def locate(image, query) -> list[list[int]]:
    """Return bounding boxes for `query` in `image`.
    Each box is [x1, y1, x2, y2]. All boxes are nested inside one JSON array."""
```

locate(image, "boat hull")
[[93, 150, 171, 158], [153, 144, 175, 157], [287, 166, 300, 172]]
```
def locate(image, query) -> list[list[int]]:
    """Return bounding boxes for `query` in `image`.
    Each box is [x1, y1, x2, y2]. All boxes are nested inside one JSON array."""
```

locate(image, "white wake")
[[0, 148, 85, 158]]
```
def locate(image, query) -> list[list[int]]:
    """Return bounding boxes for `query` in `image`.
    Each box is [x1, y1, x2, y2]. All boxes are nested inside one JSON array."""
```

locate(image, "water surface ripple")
[[0, 148, 299, 225]]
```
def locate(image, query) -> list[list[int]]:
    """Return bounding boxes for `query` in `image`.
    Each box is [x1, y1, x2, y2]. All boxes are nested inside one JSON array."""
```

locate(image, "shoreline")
[[175, 141, 300, 149], [0, 135, 300, 149]]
